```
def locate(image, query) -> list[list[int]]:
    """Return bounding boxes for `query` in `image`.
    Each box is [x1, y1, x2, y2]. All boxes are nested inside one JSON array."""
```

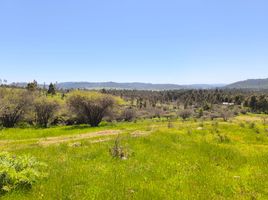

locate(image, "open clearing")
[[1, 115, 268, 200]]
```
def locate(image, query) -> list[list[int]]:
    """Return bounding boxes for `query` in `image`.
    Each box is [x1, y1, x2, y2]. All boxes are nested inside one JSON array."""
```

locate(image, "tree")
[[0, 89, 32, 127], [26, 80, 38, 92], [67, 91, 116, 127], [47, 83, 56, 95], [34, 97, 60, 127], [249, 96, 257, 112]]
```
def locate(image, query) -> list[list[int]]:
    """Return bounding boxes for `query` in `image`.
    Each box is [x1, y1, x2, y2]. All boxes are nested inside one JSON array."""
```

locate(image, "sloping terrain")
[[226, 78, 268, 89]]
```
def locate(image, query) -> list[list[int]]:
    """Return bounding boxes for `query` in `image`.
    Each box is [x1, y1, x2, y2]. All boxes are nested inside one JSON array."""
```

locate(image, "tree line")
[[0, 82, 268, 128]]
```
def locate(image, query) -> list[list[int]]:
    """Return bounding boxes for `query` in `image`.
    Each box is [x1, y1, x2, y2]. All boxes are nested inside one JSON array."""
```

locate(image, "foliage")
[[34, 97, 60, 127], [0, 152, 46, 195], [67, 91, 117, 127], [0, 89, 33, 127], [26, 81, 38, 92], [121, 107, 137, 122], [47, 83, 56, 95], [0, 115, 268, 199], [179, 109, 192, 120]]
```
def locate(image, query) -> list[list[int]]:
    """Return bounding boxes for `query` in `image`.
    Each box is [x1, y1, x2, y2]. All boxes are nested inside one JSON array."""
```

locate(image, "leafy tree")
[[47, 83, 56, 95], [26, 80, 38, 92], [67, 91, 116, 127], [34, 97, 60, 127], [0, 89, 32, 127], [249, 96, 257, 112]]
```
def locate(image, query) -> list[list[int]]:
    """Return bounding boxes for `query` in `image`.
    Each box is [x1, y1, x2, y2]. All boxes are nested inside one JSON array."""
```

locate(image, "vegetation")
[[33, 97, 60, 127], [0, 152, 46, 195], [47, 83, 56, 95], [0, 89, 32, 128], [1, 84, 268, 128], [0, 115, 267, 199], [0, 84, 268, 199], [67, 91, 117, 127]]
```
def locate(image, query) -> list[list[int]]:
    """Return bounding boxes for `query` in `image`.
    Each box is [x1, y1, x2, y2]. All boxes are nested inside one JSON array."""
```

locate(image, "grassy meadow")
[[1, 115, 268, 199]]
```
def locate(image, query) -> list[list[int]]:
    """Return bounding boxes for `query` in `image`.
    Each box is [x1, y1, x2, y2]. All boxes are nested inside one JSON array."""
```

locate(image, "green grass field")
[[1, 115, 268, 199]]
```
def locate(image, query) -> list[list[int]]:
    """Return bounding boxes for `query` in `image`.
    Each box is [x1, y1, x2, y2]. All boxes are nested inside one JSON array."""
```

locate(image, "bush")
[[0, 89, 33, 127], [67, 91, 117, 127], [0, 152, 46, 195], [34, 97, 60, 127], [220, 110, 233, 122], [179, 109, 192, 120], [121, 108, 137, 122]]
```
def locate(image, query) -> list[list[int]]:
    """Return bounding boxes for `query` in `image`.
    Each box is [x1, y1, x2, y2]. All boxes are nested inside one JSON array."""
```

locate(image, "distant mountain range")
[[56, 82, 226, 90], [9, 78, 268, 90], [10, 81, 225, 90], [225, 78, 268, 90]]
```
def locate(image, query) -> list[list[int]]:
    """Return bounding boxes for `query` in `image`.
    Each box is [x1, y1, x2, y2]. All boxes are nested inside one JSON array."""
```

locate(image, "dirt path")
[[0, 129, 153, 149], [38, 130, 122, 146]]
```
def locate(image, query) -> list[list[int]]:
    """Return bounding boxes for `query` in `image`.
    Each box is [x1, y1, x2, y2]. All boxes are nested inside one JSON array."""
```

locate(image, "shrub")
[[34, 97, 60, 127], [240, 109, 248, 115], [0, 89, 33, 127], [220, 110, 233, 122], [0, 152, 46, 195], [67, 91, 117, 127], [121, 108, 137, 122], [179, 109, 192, 120]]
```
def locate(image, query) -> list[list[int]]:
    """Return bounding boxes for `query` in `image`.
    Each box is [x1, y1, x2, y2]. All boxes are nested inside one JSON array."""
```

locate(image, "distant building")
[[222, 102, 234, 106]]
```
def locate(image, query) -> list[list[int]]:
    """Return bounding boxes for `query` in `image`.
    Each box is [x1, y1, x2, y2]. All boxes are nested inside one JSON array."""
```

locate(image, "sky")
[[0, 0, 268, 84]]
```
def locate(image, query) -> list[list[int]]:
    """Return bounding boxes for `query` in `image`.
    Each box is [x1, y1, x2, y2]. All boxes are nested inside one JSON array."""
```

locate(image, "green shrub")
[[0, 152, 47, 195]]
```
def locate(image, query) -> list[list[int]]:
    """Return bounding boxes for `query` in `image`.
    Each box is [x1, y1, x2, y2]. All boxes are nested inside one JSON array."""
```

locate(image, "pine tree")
[[47, 83, 56, 95]]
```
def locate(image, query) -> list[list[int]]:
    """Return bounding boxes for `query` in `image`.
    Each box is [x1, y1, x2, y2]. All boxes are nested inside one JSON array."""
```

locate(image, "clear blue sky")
[[0, 0, 267, 84]]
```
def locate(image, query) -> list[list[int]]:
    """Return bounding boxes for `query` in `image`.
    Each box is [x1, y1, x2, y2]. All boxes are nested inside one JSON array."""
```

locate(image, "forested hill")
[[10, 79, 268, 90], [8, 82, 225, 90], [55, 82, 225, 90], [226, 78, 268, 89]]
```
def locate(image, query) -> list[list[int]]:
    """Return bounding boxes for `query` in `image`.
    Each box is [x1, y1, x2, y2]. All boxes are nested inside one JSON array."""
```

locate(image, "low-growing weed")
[[216, 133, 230, 143], [109, 137, 131, 160]]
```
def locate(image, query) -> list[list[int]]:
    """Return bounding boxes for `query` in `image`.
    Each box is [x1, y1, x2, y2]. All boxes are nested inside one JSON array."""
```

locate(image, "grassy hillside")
[[1, 115, 268, 199]]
